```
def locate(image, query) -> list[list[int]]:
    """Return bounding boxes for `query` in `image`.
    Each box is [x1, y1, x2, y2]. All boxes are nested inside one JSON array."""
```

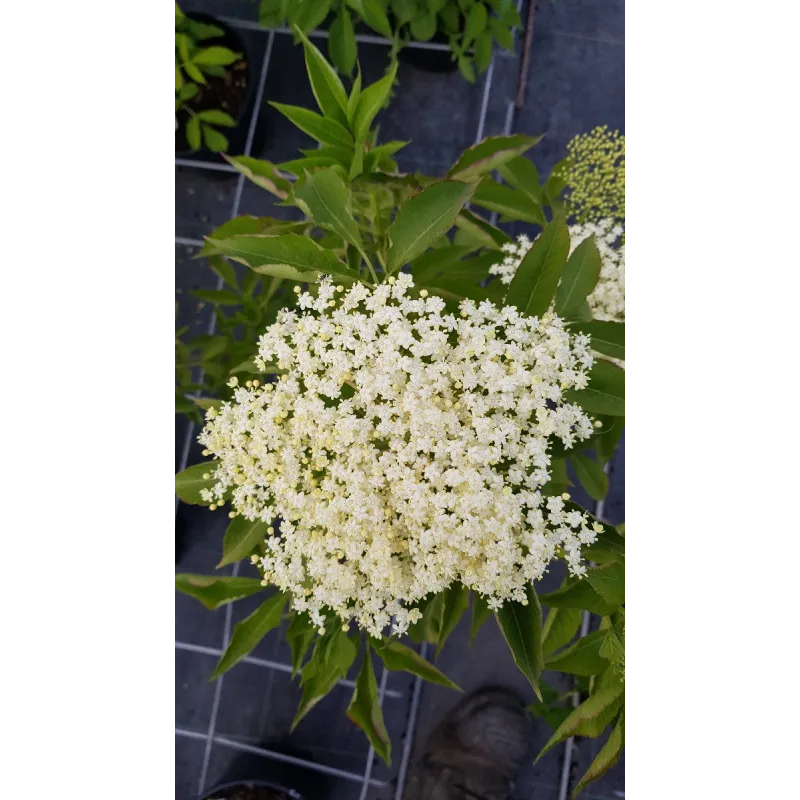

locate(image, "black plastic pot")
[[199, 780, 304, 800], [176, 13, 262, 161]]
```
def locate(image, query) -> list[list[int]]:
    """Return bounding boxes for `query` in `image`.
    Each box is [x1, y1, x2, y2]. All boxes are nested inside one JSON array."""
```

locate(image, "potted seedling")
[[175, 3, 254, 155]]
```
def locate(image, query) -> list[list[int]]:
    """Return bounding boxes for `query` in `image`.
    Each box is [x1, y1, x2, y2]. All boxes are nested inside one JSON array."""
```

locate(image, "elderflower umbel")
[[199, 274, 598, 637], [489, 223, 625, 323]]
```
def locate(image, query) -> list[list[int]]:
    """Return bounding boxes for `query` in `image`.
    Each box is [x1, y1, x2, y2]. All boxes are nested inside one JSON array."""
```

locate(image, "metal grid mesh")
[[173, 6, 601, 799]]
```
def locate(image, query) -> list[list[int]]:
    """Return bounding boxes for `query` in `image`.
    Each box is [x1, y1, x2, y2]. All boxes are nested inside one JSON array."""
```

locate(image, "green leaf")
[[457, 55, 476, 84], [364, 140, 409, 171], [386, 181, 476, 273], [573, 712, 624, 797], [211, 593, 287, 678], [454, 208, 512, 250], [437, 584, 470, 657], [196, 109, 236, 127], [294, 168, 363, 251], [495, 583, 544, 701], [207, 233, 354, 281], [572, 320, 625, 361], [594, 416, 624, 467], [202, 123, 229, 153], [539, 579, 617, 616], [505, 217, 570, 317], [279, 156, 343, 175], [186, 115, 202, 150], [353, 61, 397, 142], [194, 46, 240, 66], [570, 452, 609, 502], [270, 102, 354, 148], [582, 525, 626, 565], [536, 682, 624, 760], [350, 0, 394, 38], [374, 639, 461, 691], [193, 288, 241, 305], [410, 12, 437, 41], [541, 607, 582, 658], [448, 134, 541, 183], [175, 461, 218, 505], [391, 0, 417, 24], [566, 359, 625, 416], [463, 2, 488, 45], [294, 628, 357, 728], [175, 573, 265, 610], [586, 561, 625, 607], [471, 179, 545, 225], [470, 593, 493, 645], [490, 18, 514, 50], [555, 236, 602, 317], [329, 9, 357, 77], [199, 215, 295, 256], [346, 648, 391, 764], [259, 0, 288, 26], [287, 613, 317, 676], [191, 396, 223, 412], [292, 0, 332, 36], [293, 26, 349, 126], [411, 244, 475, 283], [545, 630, 608, 676], [218, 515, 270, 568], [347, 67, 362, 125], [225, 154, 292, 198], [474, 29, 493, 72], [497, 156, 542, 202]]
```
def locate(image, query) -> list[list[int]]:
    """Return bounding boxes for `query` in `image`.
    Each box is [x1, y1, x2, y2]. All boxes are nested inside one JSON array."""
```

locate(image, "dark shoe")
[[403, 687, 533, 800]]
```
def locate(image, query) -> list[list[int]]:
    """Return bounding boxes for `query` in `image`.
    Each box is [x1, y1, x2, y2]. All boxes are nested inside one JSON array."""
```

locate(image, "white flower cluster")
[[198, 274, 600, 637], [489, 221, 625, 323]]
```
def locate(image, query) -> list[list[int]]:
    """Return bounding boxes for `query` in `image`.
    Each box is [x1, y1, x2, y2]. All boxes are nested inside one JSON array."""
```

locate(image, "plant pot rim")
[[198, 779, 305, 800]]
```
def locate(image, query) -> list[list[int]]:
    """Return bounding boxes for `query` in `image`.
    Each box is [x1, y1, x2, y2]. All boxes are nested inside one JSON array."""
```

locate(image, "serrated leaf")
[[293, 629, 357, 728], [572, 320, 625, 361], [437, 584, 470, 657], [555, 236, 602, 317], [505, 217, 570, 317], [470, 593, 493, 644], [497, 156, 542, 202], [545, 630, 608, 676], [287, 613, 317, 676], [570, 452, 609, 501], [224, 155, 291, 199], [386, 181, 476, 273], [175, 461, 219, 505], [199, 215, 296, 256], [193, 288, 241, 305], [329, 8, 357, 77], [536, 682, 624, 760], [495, 583, 544, 701], [541, 607, 582, 657], [175, 573, 265, 610], [347, 648, 391, 764], [218, 516, 270, 568], [471, 179, 545, 225], [270, 102, 354, 148], [353, 61, 397, 142], [586, 561, 625, 607], [350, 0, 394, 38], [211, 593, 287, 678], [566, 359, 625, 416], [454, 208, 512, 250], [573, 711, 624, 797], [374, 639, 461, 691], [294, 168, 363, 250], [364, 139, 408, 171], [448, 134, 542, 182], [207, 233, 354, 281], [539, 579, 617, 616], [293, 26, 349, 125], [411, 244, 475, 283]]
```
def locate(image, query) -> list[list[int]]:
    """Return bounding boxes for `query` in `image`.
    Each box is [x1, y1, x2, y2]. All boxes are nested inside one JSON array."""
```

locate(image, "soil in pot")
[[176, 13, 255, 159]]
